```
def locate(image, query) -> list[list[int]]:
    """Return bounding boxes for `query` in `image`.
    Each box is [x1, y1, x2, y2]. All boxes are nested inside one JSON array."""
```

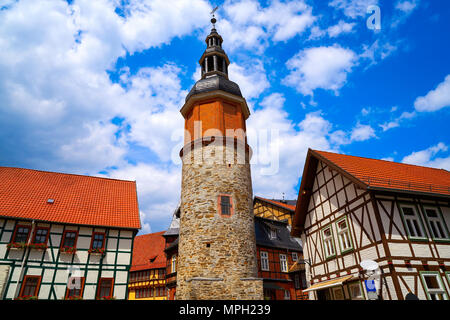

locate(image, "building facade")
[[0, 167, 140, 300], [291, 149, 450, 300], [254, 216, 307, 300], [128, 231, 167, 300], [253, 197, 296, 226], [175, 18, 262, 299]]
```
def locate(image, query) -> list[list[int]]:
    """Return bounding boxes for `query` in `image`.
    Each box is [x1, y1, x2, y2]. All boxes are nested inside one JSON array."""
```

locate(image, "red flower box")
[[100, 296, 116, 300], [7, 242, 28, 250], [88, 248, 105, 255], [28, 243, 48, 251], [60, 246, 77, 254]]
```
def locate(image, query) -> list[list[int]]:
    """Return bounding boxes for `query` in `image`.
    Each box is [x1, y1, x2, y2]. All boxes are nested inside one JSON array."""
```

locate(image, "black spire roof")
[[185, 16, 243, 102]]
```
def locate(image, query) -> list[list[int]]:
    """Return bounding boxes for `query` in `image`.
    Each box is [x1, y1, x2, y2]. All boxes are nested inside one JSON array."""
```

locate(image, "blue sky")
[[0, 0, 449, 234]]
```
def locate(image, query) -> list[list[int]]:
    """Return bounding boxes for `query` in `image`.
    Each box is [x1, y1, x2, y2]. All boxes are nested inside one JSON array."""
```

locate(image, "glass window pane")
[[424, 275, 440, 289]]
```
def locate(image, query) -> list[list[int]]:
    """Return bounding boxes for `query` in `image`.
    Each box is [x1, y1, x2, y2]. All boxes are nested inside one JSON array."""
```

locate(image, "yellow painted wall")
[[253, 199, 293, 225]]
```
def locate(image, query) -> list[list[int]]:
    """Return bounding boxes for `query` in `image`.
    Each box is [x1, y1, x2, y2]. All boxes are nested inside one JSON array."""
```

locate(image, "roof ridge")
[[312, 149, 450, 173], [0, 166, 136, 183]]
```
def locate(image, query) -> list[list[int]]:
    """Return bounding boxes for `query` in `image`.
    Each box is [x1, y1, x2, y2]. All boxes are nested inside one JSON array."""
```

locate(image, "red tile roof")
[[130, 231, 166, 272], [255, 197, 296, 211], [0, 167, 141, 229], [314, 150, 450, 196]]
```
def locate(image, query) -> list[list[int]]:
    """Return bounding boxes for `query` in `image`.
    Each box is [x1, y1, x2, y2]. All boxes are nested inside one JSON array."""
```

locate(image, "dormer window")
[[269, 228, 277, 240]]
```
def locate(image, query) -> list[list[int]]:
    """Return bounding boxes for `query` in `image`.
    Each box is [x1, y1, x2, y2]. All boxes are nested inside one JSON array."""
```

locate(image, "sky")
[[0, 0, 449, 234]]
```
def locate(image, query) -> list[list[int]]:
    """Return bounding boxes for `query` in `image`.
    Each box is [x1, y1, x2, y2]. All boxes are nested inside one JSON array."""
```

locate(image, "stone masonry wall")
[[176, 141, 263, 300]]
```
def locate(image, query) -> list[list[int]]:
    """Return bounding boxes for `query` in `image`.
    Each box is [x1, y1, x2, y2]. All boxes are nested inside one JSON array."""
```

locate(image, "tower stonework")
[[175, 20, 263, 300]]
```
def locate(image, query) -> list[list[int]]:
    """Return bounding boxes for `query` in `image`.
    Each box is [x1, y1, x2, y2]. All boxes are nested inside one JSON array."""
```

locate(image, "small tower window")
[[218, 194, 233, 217]]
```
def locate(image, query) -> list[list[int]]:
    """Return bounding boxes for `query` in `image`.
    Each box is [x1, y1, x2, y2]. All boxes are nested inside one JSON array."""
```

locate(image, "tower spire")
[[199, 9, 230, 80]]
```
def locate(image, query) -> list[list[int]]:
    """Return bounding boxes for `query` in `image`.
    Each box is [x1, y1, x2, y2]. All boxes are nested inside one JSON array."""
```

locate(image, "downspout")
[[14, 220, 36, 299]]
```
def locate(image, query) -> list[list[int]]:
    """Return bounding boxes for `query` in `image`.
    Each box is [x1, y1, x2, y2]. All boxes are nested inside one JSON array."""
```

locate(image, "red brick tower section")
[[175, 17, 263, 300]]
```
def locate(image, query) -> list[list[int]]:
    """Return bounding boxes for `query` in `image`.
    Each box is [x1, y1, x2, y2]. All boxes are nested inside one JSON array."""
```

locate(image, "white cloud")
[[401, 143, 450, 170], [103, 162, 182, 233], [283, 45, 357, 96], [228, 61, 270, 101], [414, 75, 450, 112], [360, 39, 399, 68], [247, 94, 335, 199], [350, 123, 376, 141], [327, 20, 357, 38], [392, 0, 420, 28], [379, 111, 416, 132], [308, 20, 356, 40], [329, 0, 378, 18], [217, 0, 316, 53]]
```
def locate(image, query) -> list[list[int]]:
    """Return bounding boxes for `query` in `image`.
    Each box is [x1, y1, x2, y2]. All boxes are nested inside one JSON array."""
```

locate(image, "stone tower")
[[175, 17, 263, 300]]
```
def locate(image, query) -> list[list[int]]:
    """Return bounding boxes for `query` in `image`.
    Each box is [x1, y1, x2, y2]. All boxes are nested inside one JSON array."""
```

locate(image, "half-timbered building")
[[0, 167, 140, 300], [291, 149, 450, 300], [253, 197, 296, 226], [128, 231, 167, 300], [255, 217, 306, 300]]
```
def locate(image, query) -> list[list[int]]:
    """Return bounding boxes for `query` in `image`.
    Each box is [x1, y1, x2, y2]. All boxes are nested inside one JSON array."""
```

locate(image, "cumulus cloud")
[[392, 0, 420, 28], [414, 75, 450, 112], [283, 45, 357, 96], [103, 162, 182, 233], [217, 0, 316, 53], [329, 0, 379, 18], [247, 93, 335, 199], [401, 143, 450, 170]]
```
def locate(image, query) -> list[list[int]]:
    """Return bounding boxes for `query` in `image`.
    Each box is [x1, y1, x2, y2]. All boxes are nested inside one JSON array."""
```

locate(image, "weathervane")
[[210, 5, 219, 28]]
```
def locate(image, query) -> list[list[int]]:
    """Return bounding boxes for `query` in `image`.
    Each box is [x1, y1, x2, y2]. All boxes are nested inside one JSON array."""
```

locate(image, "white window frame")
[[422, 206, 449, 240], [171, 255, 177, 273], [279, 254, 288, 272], [399, 204, 427, 240], [284, 289, 291, 300], [336, 216, 353, 253], [322, 226, 336, 259], [292, 252, 298, 262], [260, 251, 269, 271], [269, 228, 277, 240], [420, 271, 448, 300]]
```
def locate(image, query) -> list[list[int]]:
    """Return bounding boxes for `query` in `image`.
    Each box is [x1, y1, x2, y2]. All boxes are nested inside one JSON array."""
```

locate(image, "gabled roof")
[[0, 167, 141, 229], [291, 149, 450, 236], [254, 196, 296, 212], [130, 231, 166, 272], [314, 150, 450, 196], [255, 216, 302, 251]]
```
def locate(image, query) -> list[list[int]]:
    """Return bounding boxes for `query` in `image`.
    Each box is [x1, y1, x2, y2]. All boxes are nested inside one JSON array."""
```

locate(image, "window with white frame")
[[420, 272, 448, 300], [171, 255, 177, 273], [322, 226, 335, 258], [292, 252, 298, 262], [284, 289, 291, 300], [279, 254, 288, 272], [400, 205, 426, 239], [336, 217, 353, 253], [260, 251, 269, 271], [269, 228, 277, 240], [423, 207, 449, 240]]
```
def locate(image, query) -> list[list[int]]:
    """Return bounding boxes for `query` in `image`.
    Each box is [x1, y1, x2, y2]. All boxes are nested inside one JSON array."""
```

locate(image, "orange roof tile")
[[130, 231, 166, 272], [313, 150, 450, 196], [0, 167, 141, 229], [255, 197, 296, 211]]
